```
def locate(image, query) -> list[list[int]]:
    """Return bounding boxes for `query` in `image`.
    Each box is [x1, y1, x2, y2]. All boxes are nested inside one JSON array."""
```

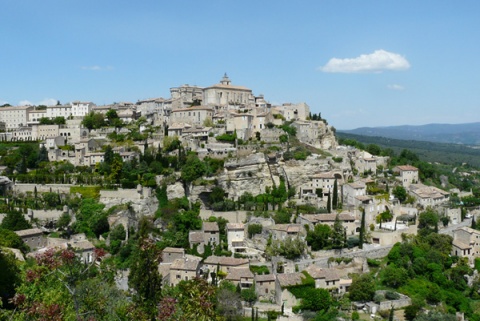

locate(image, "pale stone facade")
[[226, 223, 246, 253], [452, 227, 480, 265], [0, 105, 33, 130], [394, 165, 419, 188], [71, 101, 95, 117], [169, 106, 213, 127], [203, 74, 254, 107]]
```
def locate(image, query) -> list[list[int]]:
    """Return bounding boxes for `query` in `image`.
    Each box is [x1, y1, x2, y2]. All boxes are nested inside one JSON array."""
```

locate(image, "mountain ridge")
[[339, 122, 480, 145]]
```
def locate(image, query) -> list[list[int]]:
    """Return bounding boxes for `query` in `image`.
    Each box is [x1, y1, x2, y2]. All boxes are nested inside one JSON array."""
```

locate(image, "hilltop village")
[[0, 75, 479, 321]]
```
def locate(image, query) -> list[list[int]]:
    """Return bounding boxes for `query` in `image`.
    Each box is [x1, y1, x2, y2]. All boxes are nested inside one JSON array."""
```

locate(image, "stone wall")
[[199, 209, 247, 223], [14, 183, 73, 194]]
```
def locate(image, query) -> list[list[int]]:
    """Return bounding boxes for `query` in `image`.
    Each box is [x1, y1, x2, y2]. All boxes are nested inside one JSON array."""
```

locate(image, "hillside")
[[336, 132, 480, 167], [339, 122, 480, 145]]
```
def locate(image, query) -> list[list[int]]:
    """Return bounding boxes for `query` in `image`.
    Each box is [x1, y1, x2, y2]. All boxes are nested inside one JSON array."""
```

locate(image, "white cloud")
[[81, 65, 114, 71], [319, 50, 410, 73], [19, 100, 33, 106], [387, 84, 405, 91], [38, 98, 58, 106], [19, 98, 58, 106]]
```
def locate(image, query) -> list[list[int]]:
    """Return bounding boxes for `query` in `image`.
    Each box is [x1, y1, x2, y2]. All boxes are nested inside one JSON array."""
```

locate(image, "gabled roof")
[[277, 272, 305, 287], [189, 231, 204, 243], [204, 255, 249, 267], [225, 267, 254, 281], [268, 224, 302, 233], [171, 257, 201, 271], [203, 222, 219, 232], [15, 228, 44, 237], [395, 165, 418, 171], [304, 265, 340, 281]]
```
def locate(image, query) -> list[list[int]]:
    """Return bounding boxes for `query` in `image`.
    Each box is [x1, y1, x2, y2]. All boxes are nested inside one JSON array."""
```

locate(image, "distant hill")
[[336, 132, 480, 167], [338, 122, 480, 145]]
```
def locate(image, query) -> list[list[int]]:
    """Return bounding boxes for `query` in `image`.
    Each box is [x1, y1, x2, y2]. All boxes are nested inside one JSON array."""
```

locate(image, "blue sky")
[[1, 1, 479, 129]]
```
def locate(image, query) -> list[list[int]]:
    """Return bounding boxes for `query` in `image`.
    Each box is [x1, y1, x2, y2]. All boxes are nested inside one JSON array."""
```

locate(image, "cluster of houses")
[[2, 74, 478, 316]]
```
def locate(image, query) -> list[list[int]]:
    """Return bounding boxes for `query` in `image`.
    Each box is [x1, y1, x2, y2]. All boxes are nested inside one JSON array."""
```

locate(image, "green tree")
[[0, 228, 29, 253], [332, 179, 338, 210], [348, 274, 375, 302], [129, 238, 163, 317], [331, 214, 345, 249], [327, 193, 331, 213], [241, 285, 257, 307], [0, 250, 20, 307], [37, 144, 49, 165], [301, 288, 332, 311], [359, 209, 366, 249], [393, 185, 407, 203], [306, 224, 332, 251], [1, 210, 31, 231], [181, 154, 206, 184]]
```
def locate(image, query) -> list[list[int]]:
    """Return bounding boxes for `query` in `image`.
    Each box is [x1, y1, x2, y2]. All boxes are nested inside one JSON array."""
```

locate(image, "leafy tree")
[[181, 153, 206, 183], [382, 264, 409, 288], [56, 212, 71, 229], [110, 224, 126, 241], [413, 311, 457, 321], [82, 111, 106, 130], [129, 238, 163, 317], [241, 285, 257, 307], [1, 210, 31, 231], [306, 224, 332, 251], [248, 223, 263, 238], [209, 186, 226, 204], [266, 236, 306, 260], [300, 288, 331, 311], [348, 274, 375, 302], [393, 185, 407, 203], [418, 207, 439, 236], [158, 278, 217, 321], [0, 250, 20, 307], [0, 228, 29, 253]]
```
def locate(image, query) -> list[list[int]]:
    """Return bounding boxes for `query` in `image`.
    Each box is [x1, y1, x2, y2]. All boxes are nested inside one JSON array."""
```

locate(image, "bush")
[[248, 224, 263, 238]]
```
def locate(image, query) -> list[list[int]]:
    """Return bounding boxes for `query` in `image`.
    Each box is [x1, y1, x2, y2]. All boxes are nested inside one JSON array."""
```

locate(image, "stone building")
[[203, 74, 254, 107], [0, 105, 33, 130], [15, 228, 46, 250], [451, 227, 480, 266], [394, 165, 419, 188]]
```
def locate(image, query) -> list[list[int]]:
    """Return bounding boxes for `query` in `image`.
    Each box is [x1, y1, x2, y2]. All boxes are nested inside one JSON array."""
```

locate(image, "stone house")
[[297, 213, 356, 236], [452, 227, 480, 265], [275, 272, 305, 307], [255, 274, 276, 301], [225, 267, 254, 290], [303, 265, 341, 290], [162, 247, 185, 264], [309, 172, 337, 199], [343, 182, 367, 206], [268, 224, 305, 241], [169, 256, 202, 286], [394, 165, 419, 188], [169, 106, 213, 127], [15, 228, 46, 250], [226, 112, 254, 140], [226, 223, 246, 253], [203, 255, 249, 275], [408, 184, 450, 207], [188, 221, 220, 254]]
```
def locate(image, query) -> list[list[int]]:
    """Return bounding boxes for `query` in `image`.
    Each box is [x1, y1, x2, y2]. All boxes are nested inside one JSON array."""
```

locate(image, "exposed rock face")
[[282, 157, 331, 189], [166, 181, 186, 199], [99, 187, 158, 217], [292, 121, 337, 150], [217, 153, 275, 199]]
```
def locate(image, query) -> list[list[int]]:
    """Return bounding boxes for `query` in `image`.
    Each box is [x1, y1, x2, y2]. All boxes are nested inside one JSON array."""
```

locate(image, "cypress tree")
[[359, 209, 366, 249], [327, 193, 331, 213], [332, 179, 338, 210]]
